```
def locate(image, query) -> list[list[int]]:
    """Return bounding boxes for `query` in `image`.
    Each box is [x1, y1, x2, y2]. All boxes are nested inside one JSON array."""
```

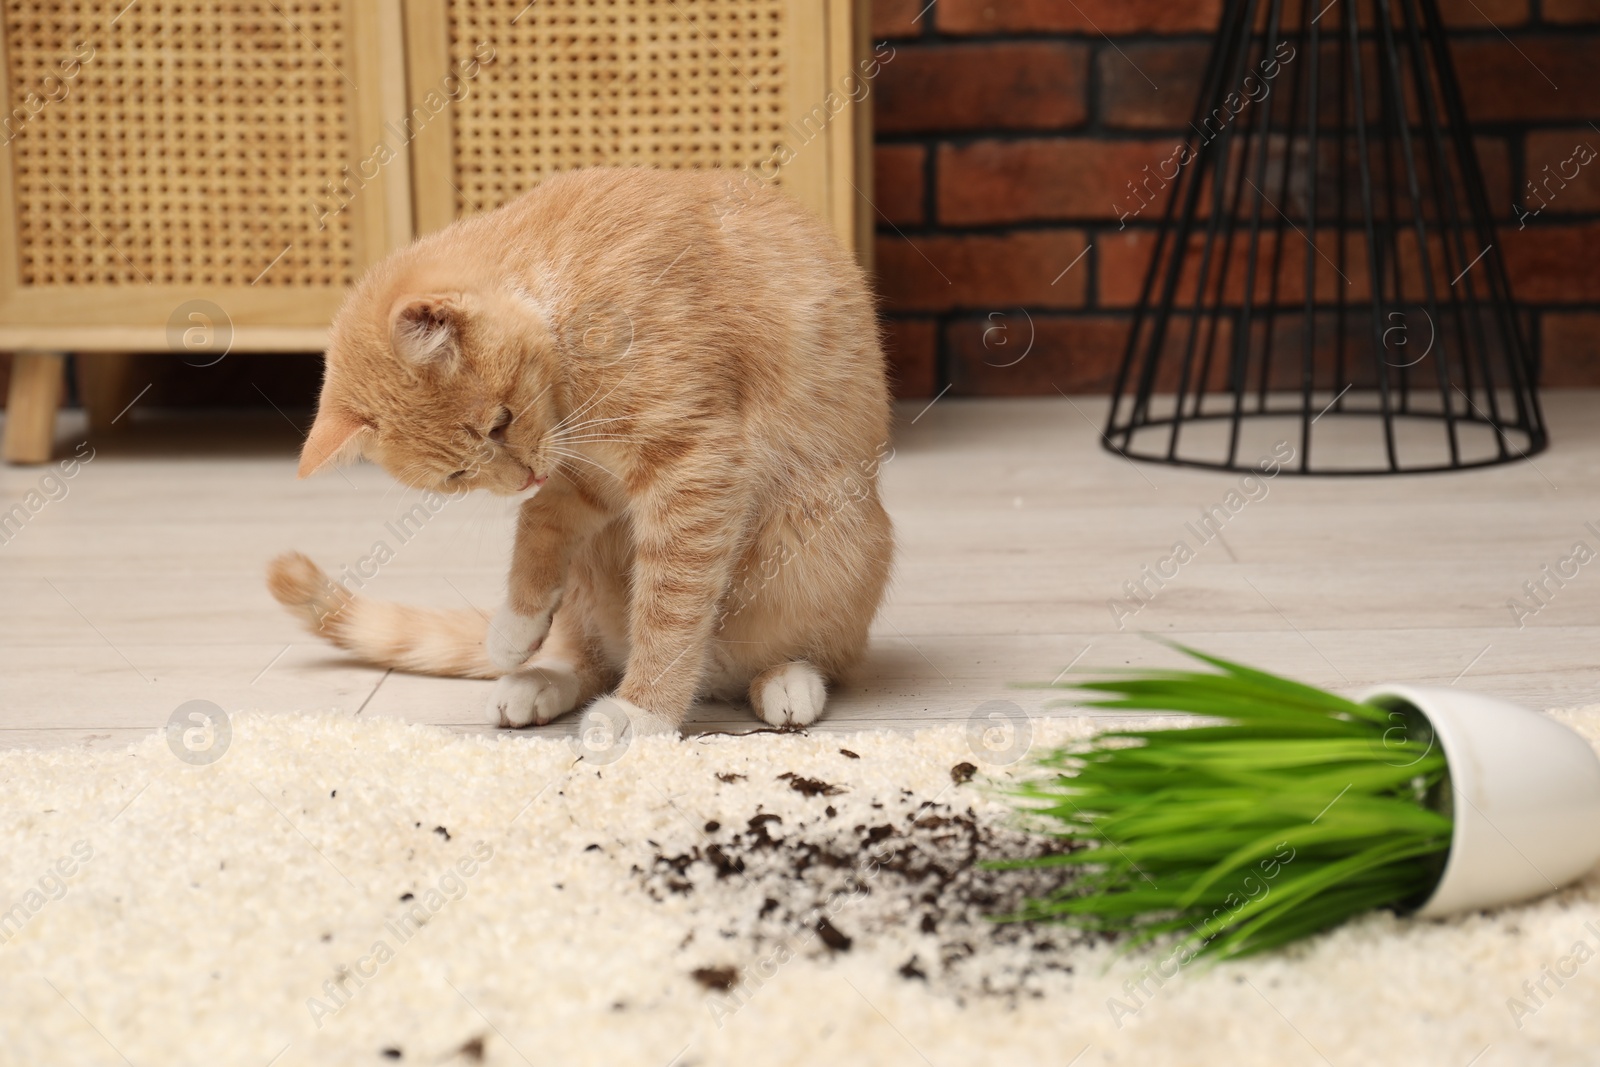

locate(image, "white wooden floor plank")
[[4, 394, 1600, 749]]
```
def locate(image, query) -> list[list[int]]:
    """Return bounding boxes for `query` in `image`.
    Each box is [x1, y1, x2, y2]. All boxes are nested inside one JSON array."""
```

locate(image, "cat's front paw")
[[485, 602, 553, 671], [575, 696, 679, 760], [485, 663, 582, 728]]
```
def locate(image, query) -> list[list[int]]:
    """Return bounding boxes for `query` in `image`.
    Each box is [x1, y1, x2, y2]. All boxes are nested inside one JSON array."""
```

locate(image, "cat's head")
[[298, 257, 561, 497]]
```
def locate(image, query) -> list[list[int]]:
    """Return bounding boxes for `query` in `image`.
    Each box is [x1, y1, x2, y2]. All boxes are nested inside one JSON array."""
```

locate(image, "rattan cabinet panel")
[[404, 0, 869, 258], [0, 0, 412, 351]]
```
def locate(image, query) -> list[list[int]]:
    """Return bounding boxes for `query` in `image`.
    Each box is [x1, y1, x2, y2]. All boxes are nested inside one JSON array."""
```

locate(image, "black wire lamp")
[[1103, 0, 1547, 474]]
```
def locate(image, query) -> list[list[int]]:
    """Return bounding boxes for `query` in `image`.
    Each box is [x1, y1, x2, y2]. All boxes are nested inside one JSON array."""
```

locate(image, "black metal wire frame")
[[1102, 0, 1547, 474]]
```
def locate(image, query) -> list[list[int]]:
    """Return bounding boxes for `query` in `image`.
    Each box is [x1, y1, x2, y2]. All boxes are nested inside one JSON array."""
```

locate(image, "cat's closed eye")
[[487, 407, 512, 444]]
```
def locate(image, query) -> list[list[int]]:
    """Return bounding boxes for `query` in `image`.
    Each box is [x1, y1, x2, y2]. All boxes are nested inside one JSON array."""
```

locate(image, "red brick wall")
[[869, 0, 1600, 398]]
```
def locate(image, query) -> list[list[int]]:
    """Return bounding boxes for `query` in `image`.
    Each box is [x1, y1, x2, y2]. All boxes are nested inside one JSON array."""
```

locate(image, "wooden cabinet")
[[0, 0, 871, 460]]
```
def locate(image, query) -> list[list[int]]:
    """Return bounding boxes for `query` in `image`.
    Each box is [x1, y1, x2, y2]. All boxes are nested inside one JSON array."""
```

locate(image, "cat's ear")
[[298, 403, 371, 478], [390, 294, 464, 367]]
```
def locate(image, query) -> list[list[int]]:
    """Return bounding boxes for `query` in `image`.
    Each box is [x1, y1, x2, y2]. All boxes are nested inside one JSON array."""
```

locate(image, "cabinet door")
[[0, 0, 413, 352], [403, 0, 869, 261]]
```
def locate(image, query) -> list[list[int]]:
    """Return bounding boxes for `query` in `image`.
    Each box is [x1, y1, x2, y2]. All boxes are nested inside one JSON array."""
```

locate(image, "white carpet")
[[2, 708, 1598, 1067]]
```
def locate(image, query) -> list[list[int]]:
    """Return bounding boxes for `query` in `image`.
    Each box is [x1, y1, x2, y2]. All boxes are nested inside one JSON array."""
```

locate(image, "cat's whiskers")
[[553, 415, 634, 436], [560, 412, 633, 425], [546, 439, 614, 466], [548, 365, 636, 439], [547, 389, 606, 437], [548, 445, 622, 483], [551, 430, 633, 447], [555, 434, 631, 444], [544, 429, 631, 480], [510, 380, 553, 424], [540, 419, 625, 462], [552, 416, 633, 444]]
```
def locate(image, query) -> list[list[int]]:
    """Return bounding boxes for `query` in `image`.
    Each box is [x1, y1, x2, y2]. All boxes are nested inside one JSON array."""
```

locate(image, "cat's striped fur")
[[268, 168, 893, 736]]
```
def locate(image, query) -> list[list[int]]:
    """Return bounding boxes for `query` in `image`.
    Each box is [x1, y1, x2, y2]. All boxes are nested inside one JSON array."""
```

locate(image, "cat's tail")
[[265, 551, 500, 679]]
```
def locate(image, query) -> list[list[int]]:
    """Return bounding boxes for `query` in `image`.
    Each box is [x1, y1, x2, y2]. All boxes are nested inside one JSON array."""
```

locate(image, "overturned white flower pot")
[[1360, 684, 1600, 918]]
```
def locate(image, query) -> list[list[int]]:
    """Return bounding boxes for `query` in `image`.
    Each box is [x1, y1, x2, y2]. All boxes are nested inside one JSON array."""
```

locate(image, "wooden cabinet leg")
[[75, 352, 140, 435], [3, 352, 66, 464]]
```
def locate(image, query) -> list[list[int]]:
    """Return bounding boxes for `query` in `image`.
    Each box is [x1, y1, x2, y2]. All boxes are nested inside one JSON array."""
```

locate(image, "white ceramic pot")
[[1359, 684, 1600, 918]]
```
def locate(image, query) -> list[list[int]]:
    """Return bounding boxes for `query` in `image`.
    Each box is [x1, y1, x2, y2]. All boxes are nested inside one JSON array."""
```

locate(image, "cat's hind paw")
[[750, 661, 827, 728]]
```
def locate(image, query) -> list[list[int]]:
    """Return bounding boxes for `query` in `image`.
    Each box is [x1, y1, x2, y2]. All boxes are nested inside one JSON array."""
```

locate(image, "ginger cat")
[[267, 168, 893, 738]]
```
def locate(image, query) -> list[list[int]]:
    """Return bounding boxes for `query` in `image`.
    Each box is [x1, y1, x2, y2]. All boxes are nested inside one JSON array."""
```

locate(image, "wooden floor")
[[3, 393, 1599, 750]]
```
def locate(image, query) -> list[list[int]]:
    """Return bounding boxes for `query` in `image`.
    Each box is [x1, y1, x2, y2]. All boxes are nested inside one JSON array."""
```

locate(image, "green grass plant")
[[997, 645, 1452, 959]]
